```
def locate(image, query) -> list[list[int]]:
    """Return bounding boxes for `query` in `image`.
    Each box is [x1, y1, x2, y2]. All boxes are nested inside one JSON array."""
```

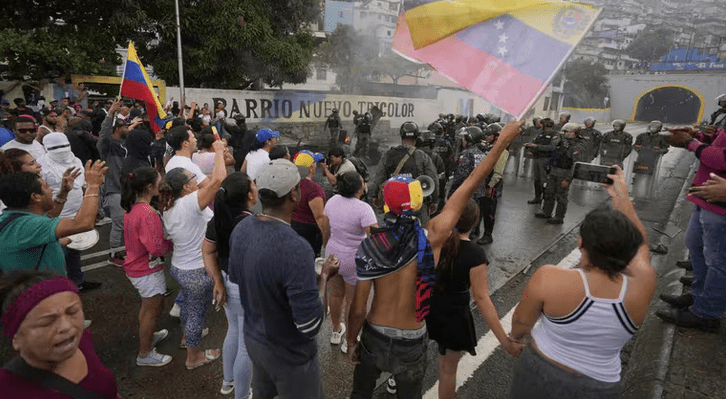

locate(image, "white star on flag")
[[497, 46, 508, 56], [495, 20, 504, 30], [499, 33, 508, 43]]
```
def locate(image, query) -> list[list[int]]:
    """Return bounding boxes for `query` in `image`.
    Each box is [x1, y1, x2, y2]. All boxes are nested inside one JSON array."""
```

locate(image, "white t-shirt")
[[162, 191, 213, 270], [1, 140, 46, 161], [41, 168, 85, 219], [165, 155, 208, 185], [245, 149, 271, 181]]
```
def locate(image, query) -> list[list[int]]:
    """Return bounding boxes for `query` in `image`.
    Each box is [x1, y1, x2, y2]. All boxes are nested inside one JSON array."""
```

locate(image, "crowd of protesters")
[[0, 90, 723, 399]]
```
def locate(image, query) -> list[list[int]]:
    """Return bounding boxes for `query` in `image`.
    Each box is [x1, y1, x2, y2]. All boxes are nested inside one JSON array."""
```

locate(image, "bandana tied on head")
[[355, 175, 435, 322], [38, 133, 84, 190], [2, 277, 79, 339]]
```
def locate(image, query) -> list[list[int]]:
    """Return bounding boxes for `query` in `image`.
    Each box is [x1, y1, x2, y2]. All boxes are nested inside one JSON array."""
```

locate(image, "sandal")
[[185, 349, 220, 370], [180, 328, 209, 349]]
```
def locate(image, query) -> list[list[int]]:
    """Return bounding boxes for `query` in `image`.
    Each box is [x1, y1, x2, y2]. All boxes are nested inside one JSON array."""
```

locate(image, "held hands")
[[85, 160, 108, 188], [603, 165, 628, 202], [61, 167, 82, 193], [322, 254, 340, 279], [504, 333, 525, 358], [688, 173, 726, 203]]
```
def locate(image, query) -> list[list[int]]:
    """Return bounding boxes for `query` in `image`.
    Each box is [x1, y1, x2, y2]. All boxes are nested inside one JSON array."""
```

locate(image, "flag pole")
[[174, 0, 185, 109], [117, 42, 131, 102]]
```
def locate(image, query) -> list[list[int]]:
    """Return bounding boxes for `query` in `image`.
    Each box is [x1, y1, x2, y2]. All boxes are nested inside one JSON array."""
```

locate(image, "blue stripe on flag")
[[454, 14, 571, 82], [124, 61, 148, 85]]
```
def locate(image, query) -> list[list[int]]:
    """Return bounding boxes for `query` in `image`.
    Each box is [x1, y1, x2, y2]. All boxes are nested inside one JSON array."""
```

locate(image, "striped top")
[[531, 269, 637, 383]]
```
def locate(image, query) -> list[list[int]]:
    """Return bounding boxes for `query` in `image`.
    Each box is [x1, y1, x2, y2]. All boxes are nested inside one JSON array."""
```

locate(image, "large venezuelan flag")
[[394, 0, 600, 118], [120, 43, 167, 132]]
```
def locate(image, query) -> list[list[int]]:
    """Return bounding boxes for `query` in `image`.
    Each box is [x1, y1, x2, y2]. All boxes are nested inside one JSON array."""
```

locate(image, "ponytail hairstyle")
[[214, 172, 253, 260], [158, 167, 190, 212], [121, 166, 159, 212], [0, 149, 32, 175], [435, 199, 480, 295]]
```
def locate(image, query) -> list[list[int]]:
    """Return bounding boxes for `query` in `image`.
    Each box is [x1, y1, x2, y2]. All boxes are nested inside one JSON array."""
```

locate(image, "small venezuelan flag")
[[394, 0, 601, 118], [120, 43, 167, 132]]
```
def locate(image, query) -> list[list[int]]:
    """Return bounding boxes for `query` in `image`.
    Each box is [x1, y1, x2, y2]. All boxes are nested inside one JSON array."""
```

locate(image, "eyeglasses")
[[16, 128, 37, 134], [184, 174, 197, 185]]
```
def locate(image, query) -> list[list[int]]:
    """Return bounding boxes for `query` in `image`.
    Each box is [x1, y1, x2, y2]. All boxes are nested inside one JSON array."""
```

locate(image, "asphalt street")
[[0, 123, 707, 399]]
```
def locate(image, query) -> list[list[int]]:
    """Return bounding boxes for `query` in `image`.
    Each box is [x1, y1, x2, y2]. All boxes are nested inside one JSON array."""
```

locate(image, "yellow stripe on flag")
[[126, 43, 167, 119], [405, 0, 596, 49], [509, 3, 601, 46]]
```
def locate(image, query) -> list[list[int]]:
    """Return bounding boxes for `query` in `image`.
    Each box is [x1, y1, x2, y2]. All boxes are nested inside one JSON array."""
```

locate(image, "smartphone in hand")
[[572, 162, 616, 185]]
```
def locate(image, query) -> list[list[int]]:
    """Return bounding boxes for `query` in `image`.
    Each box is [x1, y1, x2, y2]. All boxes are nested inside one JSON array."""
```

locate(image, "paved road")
[[1, 124, 698, 398]]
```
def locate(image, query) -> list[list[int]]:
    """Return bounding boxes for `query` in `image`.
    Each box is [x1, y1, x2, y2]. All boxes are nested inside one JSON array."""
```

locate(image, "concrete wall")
[[608, 73, 726, 123], [562, 107, 612, 124]]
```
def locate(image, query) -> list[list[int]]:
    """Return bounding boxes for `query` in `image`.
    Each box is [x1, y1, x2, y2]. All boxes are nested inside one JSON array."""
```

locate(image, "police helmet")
[[418, 130, 436, 145], [648, 120, 663, 133], [559, 112, 571, 122], [612, 119, 626, 130], [233, 114, 246, 122], [487, 123, 503, 136], [532, 116, 543, 125], [332, 108, 338, 114], [438, 113, 445, 119], [562, 122, 580, 133], [541, 118, 555, 128], [463, 126, 485, 144], [429, 122, 444, 135], [467, 116, 478, 125], [476, 113, 486, 122], [400, 121, 420, 139], [353, 110, 359, 115], [364, 112, 372, 121], [583, 117, 596, 126], [483, 113, 500, 124], [455, 114, 465, 123], [446, 113, 455, 120], [716, 94, 726, 106]]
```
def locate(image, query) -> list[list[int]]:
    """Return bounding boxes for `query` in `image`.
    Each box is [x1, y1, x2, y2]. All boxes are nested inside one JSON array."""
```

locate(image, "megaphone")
[[416, 175, 436, 197]]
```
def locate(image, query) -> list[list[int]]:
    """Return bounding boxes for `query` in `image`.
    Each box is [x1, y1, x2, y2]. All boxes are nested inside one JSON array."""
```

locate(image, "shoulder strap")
[[3, 357, 102, 399], [576, 269, 592, 298], [393, 147, 416, 176], [0, 212, 27, 233]]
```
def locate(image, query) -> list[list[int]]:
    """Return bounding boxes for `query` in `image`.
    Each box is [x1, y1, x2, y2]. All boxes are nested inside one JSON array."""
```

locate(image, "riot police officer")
[[353, 112, 373, 158], [579, 117, 602, 162], [417, 130, 447, 210], [553, 112, 571, 132], [632, 120, 669, 196], [709, 94, 726, 130], [324, 108, 342, 147], [369, 122, 439, 226], [524, 118, 558, 204], [535, 123, 587, 224], [599, 119, 633, 167]]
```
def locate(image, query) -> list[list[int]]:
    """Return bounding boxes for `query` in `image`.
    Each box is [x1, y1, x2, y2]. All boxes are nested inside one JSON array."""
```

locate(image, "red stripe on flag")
[[120, 79, 164, 133], [394, 14, 544, 116]]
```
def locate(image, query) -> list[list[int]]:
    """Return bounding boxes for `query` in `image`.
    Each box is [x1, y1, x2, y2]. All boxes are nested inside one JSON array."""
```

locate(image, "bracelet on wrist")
[[84, 194, 99, 199], [53, 197, 67, 204]]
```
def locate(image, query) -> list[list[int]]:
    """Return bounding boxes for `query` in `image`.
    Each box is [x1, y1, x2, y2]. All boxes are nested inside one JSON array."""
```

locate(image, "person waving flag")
[[120, 43, 168, 133]]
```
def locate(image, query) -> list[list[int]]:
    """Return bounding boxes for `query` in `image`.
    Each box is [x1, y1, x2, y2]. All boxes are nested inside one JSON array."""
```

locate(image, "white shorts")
[[128, 270, 167, 298]]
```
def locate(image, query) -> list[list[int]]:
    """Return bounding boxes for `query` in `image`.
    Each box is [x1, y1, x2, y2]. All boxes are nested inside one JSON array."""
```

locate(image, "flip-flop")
[[180, 328, 209, 349], [185, 349, 220, 370]]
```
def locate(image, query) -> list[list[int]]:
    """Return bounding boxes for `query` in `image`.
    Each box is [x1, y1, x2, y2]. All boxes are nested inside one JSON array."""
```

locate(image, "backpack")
[[347, 156, 369, 181]]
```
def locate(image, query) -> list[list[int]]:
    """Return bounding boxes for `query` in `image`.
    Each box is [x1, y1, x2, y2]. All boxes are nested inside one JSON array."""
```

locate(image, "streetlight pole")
[[174, 0, 185, 108]]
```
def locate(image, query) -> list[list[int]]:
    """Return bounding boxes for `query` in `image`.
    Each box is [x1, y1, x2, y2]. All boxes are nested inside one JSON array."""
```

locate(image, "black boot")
[[680, 273, 694, 286], [676, 260, 693, 271], [659, 293, 694, 309], [477, 233, 493, 245], [537, 199, 554, 218], [656, 307, 720, 333], [528, 181, 542, 204]]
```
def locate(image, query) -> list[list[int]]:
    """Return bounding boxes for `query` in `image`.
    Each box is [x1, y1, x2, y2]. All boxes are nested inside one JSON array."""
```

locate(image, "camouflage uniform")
[[540, 138, 587, 221], [578, 127, 602, 162], [599, 130, 634, 167]]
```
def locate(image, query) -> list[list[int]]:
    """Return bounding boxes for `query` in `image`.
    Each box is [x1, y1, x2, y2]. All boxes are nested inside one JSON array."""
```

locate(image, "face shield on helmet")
[[583, 117, 596, 127], [612, 119, 626, 131], [647, 121, 663, 133]]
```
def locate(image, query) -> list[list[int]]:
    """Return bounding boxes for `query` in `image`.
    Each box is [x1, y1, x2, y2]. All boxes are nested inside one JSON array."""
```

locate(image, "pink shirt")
[[191, 152, 216, 177], [323, 194, 377, 252], [123, 203, 173, 278], [687, 129, 726, 215]]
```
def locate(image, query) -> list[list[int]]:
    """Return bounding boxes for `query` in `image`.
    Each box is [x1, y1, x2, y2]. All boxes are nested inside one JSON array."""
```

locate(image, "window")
[[543, 97, 550, 111], [339, 11, 344, 18], [550, 93, 560, 110], [390, 2, 398, 11], [387, 30, 391, 36], [316, 67, 327, 81]]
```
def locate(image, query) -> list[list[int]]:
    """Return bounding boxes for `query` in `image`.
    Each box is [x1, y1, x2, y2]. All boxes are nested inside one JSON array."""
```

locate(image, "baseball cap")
[[0, 100, 9, 105], [256, 128, 280, 143], [293, 150, 324, 167], [255, 159, 301, 197], [50, 98, 59, 103], [383, 175, 423, 215]]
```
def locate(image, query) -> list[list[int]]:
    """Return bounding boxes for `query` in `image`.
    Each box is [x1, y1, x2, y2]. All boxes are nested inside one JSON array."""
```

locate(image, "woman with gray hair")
[[160, 139, 227, 370]]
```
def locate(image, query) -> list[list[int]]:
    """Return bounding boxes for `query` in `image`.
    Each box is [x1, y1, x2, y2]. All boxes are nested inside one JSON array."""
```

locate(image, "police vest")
[[328, 116, 340, 128], [550, 142, 575, 170], [358, 120, 371, 134]]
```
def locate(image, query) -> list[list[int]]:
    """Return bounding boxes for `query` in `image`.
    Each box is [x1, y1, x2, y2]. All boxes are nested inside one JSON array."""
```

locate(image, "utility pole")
[[174, 0, 185, 108]]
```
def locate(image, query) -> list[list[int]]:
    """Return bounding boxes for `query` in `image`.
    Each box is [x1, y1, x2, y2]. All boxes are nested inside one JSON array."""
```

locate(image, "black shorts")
[[246, 338, 322, 399]]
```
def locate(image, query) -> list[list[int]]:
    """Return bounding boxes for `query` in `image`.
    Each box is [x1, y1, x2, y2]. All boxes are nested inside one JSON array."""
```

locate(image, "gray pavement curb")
[[621, 161, 698, 399]]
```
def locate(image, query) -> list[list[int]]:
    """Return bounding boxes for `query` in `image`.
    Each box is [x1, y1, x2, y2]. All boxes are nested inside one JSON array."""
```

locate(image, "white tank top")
[[530, 269, 637, 383]]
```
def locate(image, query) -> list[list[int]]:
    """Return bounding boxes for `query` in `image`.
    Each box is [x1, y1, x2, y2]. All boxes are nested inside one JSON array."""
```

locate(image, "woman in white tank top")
[[509, 166, 656, 399]]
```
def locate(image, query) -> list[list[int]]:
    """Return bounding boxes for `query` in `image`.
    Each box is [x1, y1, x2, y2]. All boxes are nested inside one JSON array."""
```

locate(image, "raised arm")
[[428, 120, 524, 248], [55, 160, 107, 238], [196, 140, 227, 210]]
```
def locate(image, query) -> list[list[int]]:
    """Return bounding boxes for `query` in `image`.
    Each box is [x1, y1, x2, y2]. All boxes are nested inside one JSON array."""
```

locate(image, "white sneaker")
[[387, 376, 397, 394], [95, 216, 112, 226], [150, 329, 168, 348], [83, 319, 92, 328], [341, 339, 348, 354], [169, 303, 180, 318], [136, 348, 172, 367], [220, 381, 234, 395], [330, 323, 346, 345]]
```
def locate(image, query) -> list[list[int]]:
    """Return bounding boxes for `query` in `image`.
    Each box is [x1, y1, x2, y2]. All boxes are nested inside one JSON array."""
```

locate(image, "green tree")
[[141, 0, 320, 88], [563, 60, 609, 108], [626, 27, 674, 62]]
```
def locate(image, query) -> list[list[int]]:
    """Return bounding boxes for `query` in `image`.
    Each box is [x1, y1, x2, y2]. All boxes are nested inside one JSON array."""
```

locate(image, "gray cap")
[[255, 159, 301, 197]]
